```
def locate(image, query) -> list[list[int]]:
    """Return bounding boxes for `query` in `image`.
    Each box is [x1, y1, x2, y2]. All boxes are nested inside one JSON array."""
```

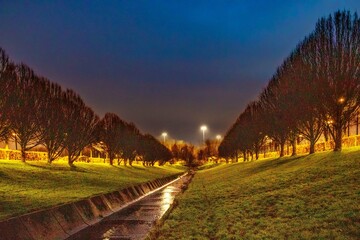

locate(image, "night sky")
[[1, 1, 360, 144]]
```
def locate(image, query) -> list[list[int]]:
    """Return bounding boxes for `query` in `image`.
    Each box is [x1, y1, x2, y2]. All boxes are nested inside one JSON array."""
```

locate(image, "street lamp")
[[12, 132, 18, 150], [200, 125, 207, 144], [162, 132, 168, 145], [216, 135, 221, 141]]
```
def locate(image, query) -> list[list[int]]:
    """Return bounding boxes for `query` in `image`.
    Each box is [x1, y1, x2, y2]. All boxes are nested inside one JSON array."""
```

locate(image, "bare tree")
[[314, 11, 360, 151], [171, 143, 180, 162], [0, 48, 14, 141], [99, 113, 126, 165], [180, 144, 195, 166], [8, 64, 45, 161], [219, 121, 241, 162], [259, 73, 291, 157], [61, 89, 99, 166], [287, 37, 325, 154], [38, 80, 67, 163], [139, 134, 172, 166], [121, 122, 141, 166]]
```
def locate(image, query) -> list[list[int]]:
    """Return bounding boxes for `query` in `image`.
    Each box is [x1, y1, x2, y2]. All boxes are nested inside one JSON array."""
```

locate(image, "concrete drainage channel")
[[68, 171, 194, 240], [0, 172, 193, 240]]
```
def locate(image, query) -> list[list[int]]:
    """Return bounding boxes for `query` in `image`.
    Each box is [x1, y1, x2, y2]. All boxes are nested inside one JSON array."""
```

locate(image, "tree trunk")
[[68, 155, 74, 167], [255, 150, 259, 160], [20, 144, 26, 162], [279, 142, 285, 157], [47, 152, 52, 164], [334, 126, 342, 152], [291, 138, 297, 156], [309, 139, 315, 154]]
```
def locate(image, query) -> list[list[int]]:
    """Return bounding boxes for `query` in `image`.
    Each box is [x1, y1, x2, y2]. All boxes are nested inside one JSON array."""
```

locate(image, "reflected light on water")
[[161, 191, 173, 205]]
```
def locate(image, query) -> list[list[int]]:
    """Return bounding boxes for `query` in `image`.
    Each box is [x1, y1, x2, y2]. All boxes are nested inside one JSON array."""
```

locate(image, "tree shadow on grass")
[[25, 162, 90, 173], [247, 155, 307, 175], [0, 171, 10, 179], [109, 165, 127, 171], [110, 164, 146, 171], [127, 165, 146, 171], [69, 164, 90, 173]]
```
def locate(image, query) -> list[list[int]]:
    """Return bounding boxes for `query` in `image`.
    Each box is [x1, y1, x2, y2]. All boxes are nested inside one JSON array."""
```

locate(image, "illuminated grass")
[[156, 148, 360, 239], [0, 160, 186, 220]]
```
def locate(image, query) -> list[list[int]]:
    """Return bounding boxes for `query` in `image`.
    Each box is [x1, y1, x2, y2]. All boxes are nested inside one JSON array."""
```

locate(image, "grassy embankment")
[[156, 148, 360, 239], [0, 160, 186, 220]]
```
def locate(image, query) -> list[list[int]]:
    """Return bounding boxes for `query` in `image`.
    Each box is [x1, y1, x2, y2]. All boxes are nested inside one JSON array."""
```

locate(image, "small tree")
[[171, 143, 180, 162], [180, 144, 195, 166], [121, 122, 141, 166], [139, 134, 172, 166], [99, 113, 126, 165]]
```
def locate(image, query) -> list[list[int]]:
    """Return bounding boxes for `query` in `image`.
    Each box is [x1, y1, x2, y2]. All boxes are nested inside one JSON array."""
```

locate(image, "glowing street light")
[[12, 132, 18, 150], [200, 125, 207, 144], [162, 132, 168, 144], [338, 97, 345, 104], [216, 135, 222, 146]]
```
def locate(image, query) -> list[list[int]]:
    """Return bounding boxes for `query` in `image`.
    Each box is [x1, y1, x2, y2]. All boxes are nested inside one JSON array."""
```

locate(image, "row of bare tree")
[[219, 10, 360, 161], [171, 143, 196, 166], [0, 48, 172, 166], [98, 113, 172, 166], [169, 139, 221, 166]]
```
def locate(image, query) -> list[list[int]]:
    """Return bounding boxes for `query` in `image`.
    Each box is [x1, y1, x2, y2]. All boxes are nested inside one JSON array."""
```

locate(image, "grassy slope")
[[157, 148, 360, 239], [0, 160, 186, 220]]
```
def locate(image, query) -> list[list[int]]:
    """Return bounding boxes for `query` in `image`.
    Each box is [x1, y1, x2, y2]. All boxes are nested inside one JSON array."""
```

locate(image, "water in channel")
[[68, 175, 191, 240]]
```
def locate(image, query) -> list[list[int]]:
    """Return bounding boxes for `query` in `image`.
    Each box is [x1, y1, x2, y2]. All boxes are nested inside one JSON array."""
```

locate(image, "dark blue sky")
[[1, 1, 360, 144]]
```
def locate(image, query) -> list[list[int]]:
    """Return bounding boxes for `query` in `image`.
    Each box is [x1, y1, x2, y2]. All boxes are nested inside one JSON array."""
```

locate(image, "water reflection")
[[161, 191, 173, 205]]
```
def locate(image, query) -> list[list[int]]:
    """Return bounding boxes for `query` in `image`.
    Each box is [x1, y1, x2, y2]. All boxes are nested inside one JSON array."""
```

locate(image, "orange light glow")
[[338, 97, 345, 103]]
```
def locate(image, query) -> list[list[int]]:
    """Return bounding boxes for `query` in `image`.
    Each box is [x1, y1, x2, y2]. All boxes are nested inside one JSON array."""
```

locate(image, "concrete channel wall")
[[0, 174, 182, 240]]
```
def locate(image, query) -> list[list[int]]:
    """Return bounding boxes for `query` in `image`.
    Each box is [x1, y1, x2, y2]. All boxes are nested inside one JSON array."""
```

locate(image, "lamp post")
[[200, 125, 207, 144], [162, 132, 168, 145]]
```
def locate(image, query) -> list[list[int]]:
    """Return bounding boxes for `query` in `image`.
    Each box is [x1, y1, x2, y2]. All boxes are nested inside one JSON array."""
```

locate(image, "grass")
[[156, 148, 360, 239], [0, 160, 186, 220], [196, 162, 222, 171]]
